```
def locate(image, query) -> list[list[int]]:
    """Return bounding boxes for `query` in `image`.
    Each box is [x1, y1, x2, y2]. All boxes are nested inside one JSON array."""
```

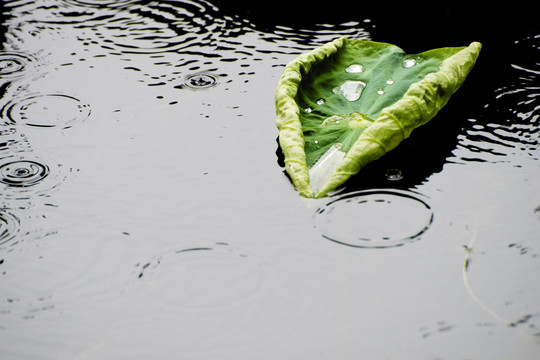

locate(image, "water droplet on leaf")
[[346, 64, 364, 73], [332, 80, 366, 102], [403, 58, 417, 68]]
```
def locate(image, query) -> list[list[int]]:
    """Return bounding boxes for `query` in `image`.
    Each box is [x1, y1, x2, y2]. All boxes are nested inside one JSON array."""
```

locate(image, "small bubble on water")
[[403, 58, 417, 68], [316, 98, 325, 105], [184, 73, 218, 89], [385, 168, 403, 181], [346, 64, 364, 73]]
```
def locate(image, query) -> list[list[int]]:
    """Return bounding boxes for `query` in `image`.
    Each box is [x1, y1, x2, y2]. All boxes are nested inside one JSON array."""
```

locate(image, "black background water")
[[0, 1, 539, 359]]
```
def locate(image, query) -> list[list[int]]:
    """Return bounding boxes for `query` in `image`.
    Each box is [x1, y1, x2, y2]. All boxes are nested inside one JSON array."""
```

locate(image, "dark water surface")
[[1, 1, 539, 359]]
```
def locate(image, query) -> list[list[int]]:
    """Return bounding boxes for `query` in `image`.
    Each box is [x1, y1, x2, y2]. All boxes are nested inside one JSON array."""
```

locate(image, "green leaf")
[[275, 37, 481, 198]]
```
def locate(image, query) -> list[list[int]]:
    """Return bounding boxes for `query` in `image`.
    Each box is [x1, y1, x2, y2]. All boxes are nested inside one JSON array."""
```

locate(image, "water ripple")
[[62, 0, 138, 8], [314, 189, 434, 249], [0, 93, 91, 129], [271, 21, 371, 50], [0, 51, 43, 81], [131, 242, 270, 311], [452, 33, 539, 165], [0, 160, 49, 188], [71, 0, 230, 56], [180, 72, 219, 90], [0, 210, 20, 248], [0, 153, 72, 201]]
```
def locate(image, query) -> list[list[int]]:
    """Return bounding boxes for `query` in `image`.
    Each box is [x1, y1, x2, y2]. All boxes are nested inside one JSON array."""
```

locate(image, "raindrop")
[[183, 73, 218, 90], [333, 80, 366, 101], [403, 58, 417, 68], [386, 79, 394, 85], [321, 115, 342, 126], [385, 168, 403, 181], [377, 89, 384, 95], [0, 160, 49, 187], [304, 107, 312, 113], [316, 98, 325, 105], [313, 189, 433, 248], [346, 64, 364, 73], [0, 93, 91, 129]]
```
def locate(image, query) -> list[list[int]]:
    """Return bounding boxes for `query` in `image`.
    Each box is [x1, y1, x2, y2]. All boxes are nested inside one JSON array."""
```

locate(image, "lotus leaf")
[[275, 37, 481, 198]]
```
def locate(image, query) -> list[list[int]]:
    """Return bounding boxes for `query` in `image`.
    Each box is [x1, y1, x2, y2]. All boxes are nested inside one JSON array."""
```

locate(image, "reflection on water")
[[0, 0, 539, 359], [452, 33, 539, 167]]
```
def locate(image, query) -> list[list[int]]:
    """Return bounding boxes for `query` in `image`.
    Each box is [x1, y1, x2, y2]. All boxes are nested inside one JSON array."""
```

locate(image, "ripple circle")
[[183, 73, 219, 90], [0, 160, 49, 187], [314, 189, 434, 248], [0, 51, 39, 80], [132, 242, 268, 311], [0, 211, 20, 247], [0, 153, 70, 201], [62, 0, 138, 8], [1, 93, 91, 129]]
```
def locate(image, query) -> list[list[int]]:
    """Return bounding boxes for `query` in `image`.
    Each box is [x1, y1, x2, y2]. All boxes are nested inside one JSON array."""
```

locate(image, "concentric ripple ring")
[[0, 51, 39, 80], [62, 0, 138, 8], [0, 210, 20, 247], [183, 73, 219, 89], [313, 189, 434, 249], [0, 93, 91, 129], [0, 160, 49, 187]]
